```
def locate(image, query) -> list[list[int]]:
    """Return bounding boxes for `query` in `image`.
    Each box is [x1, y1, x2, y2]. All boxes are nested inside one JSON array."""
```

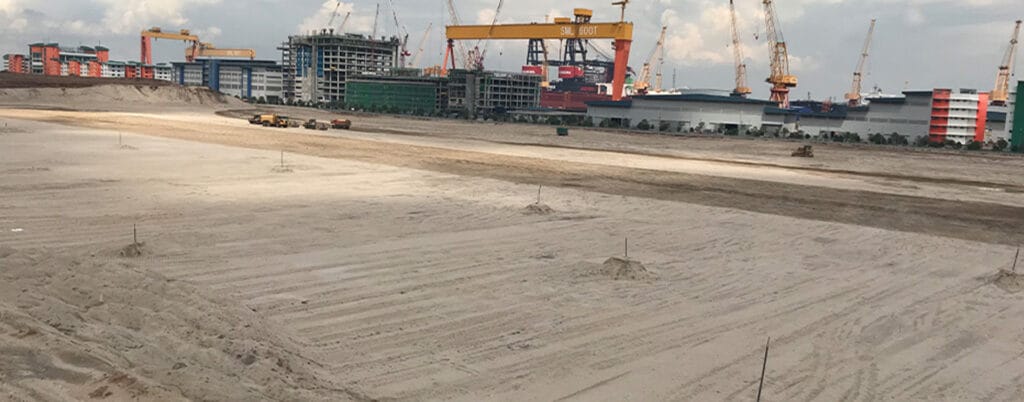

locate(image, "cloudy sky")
[[1, 0, 1020, 99]]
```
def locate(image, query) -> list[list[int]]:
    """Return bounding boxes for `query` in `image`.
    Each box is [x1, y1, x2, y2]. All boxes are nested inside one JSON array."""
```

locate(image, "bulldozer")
[[791, 145, 814, 158]]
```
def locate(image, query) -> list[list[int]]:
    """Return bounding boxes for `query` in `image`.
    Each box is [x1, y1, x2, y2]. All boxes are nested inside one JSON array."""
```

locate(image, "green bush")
[[966, 141, 983, 151], [994, 139, 1009, 151], [659, 121, 671, 132], [636, 119, 651, 130], [581, 116, 594, 127]]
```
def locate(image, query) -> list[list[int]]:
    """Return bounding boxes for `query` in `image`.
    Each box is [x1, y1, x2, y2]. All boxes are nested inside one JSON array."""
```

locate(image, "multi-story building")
[[928, 88, 989, 144], [447, 69, 543, 116], [279, 31, 401, 103], [3, 54, 27, 73], [171, 59, 284, 102]]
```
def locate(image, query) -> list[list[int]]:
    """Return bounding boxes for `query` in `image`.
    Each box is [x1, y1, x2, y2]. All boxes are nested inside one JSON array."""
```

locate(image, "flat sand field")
[[2, 87, 1024, 401]]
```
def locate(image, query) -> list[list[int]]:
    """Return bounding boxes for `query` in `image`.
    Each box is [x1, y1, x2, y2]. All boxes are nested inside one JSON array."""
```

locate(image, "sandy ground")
[[3, 91, 1024, 401]]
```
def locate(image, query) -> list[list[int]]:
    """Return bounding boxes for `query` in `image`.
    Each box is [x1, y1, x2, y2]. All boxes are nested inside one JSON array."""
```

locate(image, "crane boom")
[[411, 23, 433, 68], [338, 11, 352, 32], [372, 3, 380, 37], [326, 1, 342, 27], [635, 26, 666, 94], [762, 0, 797, 108], [993, 20, 1022, 105], [192, 43, 256, 60], [845, 19, 876, 106], [729, 0, 750, 96]]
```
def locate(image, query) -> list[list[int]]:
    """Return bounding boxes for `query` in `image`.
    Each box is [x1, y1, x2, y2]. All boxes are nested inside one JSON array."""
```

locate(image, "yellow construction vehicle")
[[254, 114, 293, 128]]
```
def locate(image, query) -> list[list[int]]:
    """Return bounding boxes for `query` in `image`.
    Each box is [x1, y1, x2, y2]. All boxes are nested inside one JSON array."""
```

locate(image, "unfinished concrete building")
[[447, 69, 542, 117], [279, 30, 400, 103]]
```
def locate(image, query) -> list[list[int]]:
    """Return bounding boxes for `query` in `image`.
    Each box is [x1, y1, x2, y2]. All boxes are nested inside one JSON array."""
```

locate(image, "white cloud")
[[94, 0, 221, 35], [476, 8, 496, 25]]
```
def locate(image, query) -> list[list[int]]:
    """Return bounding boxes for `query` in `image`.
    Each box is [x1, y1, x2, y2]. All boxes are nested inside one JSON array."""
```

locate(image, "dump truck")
[[791, 145, 814, 158], [330, 119, 352, 130], [303, 119, 329, 131]]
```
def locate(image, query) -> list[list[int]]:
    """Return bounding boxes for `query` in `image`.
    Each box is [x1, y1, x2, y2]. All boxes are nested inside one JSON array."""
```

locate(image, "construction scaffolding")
[[345, 75, 449, 114], [279, 30, 401, 103]]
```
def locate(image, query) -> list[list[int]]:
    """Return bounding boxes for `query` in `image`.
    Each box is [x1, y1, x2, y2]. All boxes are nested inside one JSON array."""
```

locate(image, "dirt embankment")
[[0, 246, 368, 401], [0, 82, 245, 111], [0, 72, 174, 89]]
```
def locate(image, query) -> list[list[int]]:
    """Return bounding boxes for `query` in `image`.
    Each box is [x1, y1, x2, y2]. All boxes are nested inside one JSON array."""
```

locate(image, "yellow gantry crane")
[[140, 28, 199, 64], [845, 19, 876, 106], [192, 43, 256, 60], [992, 20, 1022, 106], [761, 0, 797, 108], [445, 3, 634, 100], [729, 0, 750, 96], [141, 27, 254, 65], [635, 26, 666, 94]]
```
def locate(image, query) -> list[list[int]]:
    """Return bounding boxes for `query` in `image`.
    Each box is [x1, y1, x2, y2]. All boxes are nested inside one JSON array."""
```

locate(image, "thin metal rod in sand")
[[537, 185, 542, 204], [624, 237, 628, 259], [280, 150, 285, 168], [757, 336, 770, 402], [1013, 247, 1020, 273], [133, 223, 137, 244]]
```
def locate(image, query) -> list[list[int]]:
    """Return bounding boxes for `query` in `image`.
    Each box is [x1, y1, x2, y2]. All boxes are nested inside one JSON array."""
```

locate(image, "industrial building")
[[171, 59, 283, 102], [586, 89, 998, 144], [279, 31, 401, 103], [587, 93, 771, 133], [3, 42, 173, 82]]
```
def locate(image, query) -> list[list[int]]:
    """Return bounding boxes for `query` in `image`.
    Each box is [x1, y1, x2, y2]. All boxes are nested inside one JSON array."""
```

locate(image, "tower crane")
[[729, 0, 750, 96], [845, 19, 876, 106], [410, 23, 433, 68], [386, 0, 411, 66], [634, 26, 666, 94], [992, 20, 1022, 106], [761, 0, 797, 108], [470, 0, 505, 70]]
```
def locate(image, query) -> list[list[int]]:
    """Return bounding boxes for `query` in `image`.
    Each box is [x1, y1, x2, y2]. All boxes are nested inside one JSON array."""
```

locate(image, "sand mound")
[[524, 203, 555, 215], [993, 270, 1024, 293], [0, 84, 246, 111], [0, 247, 362, 401], [599, 257, 654, 280], [271, 165, 294, 174], [119, 242, 144, 258]]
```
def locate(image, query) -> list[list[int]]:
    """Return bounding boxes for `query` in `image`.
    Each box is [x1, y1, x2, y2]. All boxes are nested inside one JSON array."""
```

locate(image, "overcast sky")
[[1, 0, 1021, 100]]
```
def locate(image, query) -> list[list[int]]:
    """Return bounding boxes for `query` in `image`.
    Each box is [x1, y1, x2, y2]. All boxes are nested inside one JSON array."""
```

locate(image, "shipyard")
[[2, 1, 1024, 401]]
